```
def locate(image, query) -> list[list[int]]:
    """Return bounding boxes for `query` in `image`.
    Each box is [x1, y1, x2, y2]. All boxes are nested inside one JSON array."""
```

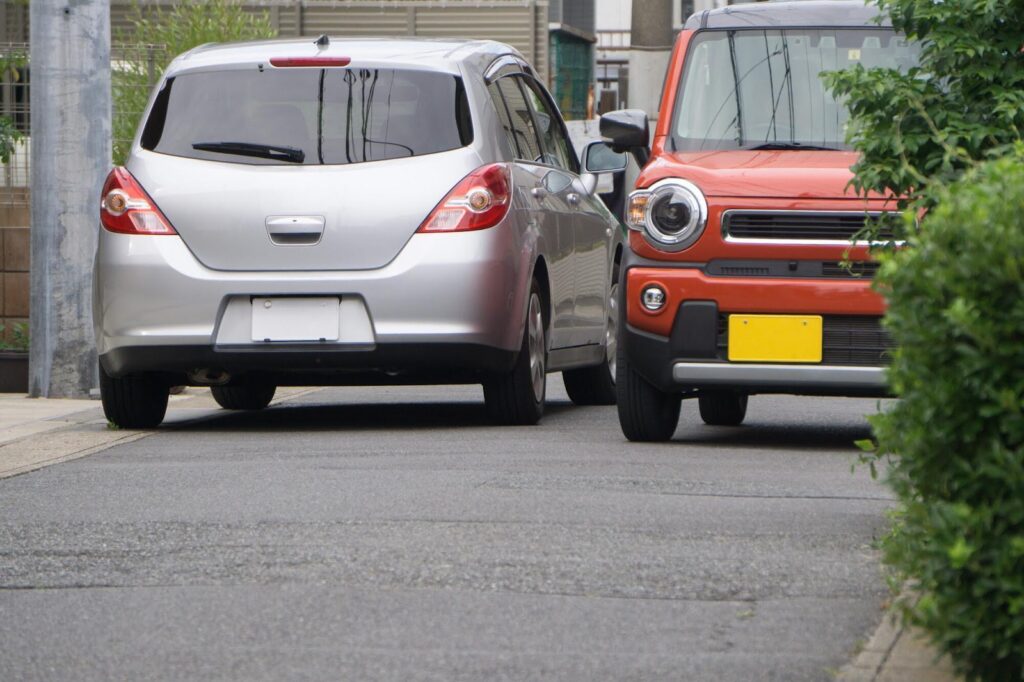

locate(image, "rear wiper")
[[191, 141, 305, 163], [745, 142, 840, 151]]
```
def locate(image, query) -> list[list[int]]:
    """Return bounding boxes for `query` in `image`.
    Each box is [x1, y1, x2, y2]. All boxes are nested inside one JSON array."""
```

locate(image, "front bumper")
[[94, 225, 530, 379], [621, 254, 891, 397]]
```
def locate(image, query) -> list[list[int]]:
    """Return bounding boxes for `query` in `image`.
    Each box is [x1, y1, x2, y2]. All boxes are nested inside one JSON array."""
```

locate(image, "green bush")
[[113, 0, 275, 164], [823, 0, 1024, 240], [0, 115, 23, 165], [872, 152, 1024, 680]]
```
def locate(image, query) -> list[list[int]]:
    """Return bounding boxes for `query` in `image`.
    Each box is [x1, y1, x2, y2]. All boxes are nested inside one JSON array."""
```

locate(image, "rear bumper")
[[93, 224, 531, 370], [99, 343, 516, 383], [621, 254, 891, 397]]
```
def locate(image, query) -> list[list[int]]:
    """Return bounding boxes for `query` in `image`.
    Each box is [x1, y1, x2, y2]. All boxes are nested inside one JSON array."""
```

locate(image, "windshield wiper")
[[745, 142, 840, 151], [191, 141, 305, 163]]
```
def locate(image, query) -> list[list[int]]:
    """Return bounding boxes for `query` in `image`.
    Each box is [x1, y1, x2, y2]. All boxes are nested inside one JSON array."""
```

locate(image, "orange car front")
[[608, 5, 917, 401]]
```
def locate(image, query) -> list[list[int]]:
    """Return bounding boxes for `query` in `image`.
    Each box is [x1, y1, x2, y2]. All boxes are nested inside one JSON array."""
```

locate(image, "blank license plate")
[[251, 297, 340, 342], [727, 314, 822, 363]]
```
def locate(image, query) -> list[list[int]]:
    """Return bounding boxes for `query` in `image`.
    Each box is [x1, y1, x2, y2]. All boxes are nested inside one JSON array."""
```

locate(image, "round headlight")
[[651, 193, 693, 235], [629, 179, 708, 251]]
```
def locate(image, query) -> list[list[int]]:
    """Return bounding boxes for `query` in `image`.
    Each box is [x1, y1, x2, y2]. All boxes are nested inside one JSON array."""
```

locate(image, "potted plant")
[[0, 323, 29, 392]]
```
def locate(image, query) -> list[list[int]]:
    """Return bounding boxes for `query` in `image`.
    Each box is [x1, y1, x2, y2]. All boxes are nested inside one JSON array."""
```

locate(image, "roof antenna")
[[314, 34, 329, 48]]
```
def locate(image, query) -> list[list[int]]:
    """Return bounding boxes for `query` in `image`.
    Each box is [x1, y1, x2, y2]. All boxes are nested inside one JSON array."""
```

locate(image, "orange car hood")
[[641, 149, 872, 200]]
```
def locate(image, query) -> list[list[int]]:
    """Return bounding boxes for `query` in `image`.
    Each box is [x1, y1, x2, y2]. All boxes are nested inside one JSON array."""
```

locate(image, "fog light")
[[641, 285, 666, 312]]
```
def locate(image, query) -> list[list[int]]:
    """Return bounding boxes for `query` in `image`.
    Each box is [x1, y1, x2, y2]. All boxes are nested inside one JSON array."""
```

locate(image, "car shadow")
[[162, 399, 577, 432], [670, 420, 874, 451]]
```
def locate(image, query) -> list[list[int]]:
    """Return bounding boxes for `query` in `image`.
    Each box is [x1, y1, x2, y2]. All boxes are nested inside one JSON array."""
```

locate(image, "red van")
[[602, 1, 918, 441]]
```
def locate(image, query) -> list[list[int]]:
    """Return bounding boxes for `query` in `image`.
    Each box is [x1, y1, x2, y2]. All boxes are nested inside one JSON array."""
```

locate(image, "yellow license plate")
[[728, 315, 823, 363]]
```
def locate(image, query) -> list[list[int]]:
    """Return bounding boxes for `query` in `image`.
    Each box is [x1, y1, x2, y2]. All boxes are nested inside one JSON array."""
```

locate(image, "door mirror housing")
[[582, 140, 628, 174], [574, 172, 599, 197], [600, 109, 650, 166]]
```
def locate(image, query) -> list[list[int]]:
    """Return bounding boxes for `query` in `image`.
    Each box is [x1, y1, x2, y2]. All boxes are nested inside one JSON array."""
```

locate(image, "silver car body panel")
[[129, 148, 484, 272], [96, 38, 623, 380]]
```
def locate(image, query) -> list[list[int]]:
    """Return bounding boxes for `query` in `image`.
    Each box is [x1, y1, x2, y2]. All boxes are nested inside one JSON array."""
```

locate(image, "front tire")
[[211, 384, 276, 411], [99, 363, 169, 429], [484, 281, 546, 425], [563, 281, 618, 406], [616, 342, 681, 442], [698, 391, 748, 426]]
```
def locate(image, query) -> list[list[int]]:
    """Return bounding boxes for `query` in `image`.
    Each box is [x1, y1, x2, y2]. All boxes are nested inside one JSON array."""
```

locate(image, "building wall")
[[108, 1, 549, 81], [549, 0, 595, 36]]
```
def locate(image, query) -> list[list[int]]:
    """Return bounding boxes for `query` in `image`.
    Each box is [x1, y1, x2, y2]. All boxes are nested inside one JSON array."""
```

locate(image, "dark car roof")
[[683, 1, 888, 31]]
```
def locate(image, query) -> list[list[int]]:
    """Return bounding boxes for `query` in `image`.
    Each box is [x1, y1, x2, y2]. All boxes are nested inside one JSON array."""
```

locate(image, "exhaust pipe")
[[188, 368, 231, 386]]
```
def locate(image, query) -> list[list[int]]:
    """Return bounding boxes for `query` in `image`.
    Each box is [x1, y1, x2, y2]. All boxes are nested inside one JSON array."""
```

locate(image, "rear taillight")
[[417, 163, 512, 233], [100, 167, 176, 235]]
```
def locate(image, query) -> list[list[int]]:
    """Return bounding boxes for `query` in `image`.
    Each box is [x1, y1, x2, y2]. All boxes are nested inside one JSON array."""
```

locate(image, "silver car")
[[94, 37, 626, 428]]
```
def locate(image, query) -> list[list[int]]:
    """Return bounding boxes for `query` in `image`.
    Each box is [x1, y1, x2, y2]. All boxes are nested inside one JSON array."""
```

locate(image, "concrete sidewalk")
[[0, 389, 962, 680], [0, 387, 319, 479], [840, 600, 959, 681]]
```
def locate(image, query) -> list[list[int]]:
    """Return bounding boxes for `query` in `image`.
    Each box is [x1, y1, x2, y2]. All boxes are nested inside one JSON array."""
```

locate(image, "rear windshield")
[[671, 29, 919, 151], [141, 67, 473, 165]]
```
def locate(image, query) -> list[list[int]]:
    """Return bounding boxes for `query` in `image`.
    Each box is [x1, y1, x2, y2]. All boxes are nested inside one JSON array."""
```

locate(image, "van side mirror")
[[582, 140, 627, 174], [600, 109, 650, 166]]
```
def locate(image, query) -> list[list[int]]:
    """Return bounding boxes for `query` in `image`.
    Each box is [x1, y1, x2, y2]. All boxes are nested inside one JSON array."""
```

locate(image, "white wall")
[[595, 0, 630, 31]]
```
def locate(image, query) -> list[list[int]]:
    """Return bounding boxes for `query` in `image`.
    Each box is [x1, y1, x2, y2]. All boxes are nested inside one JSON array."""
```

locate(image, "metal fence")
[[0, 43, 165, 208], [0, 42, 29, 207]]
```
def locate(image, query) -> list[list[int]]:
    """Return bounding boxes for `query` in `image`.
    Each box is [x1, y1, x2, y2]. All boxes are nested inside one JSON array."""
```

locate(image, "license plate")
[[251, 297, 340, 342], [727, 314, 822, 363]]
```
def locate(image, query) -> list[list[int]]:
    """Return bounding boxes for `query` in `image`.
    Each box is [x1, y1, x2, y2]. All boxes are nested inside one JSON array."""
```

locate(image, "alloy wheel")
[[606, 283, 619, 380], [528, 293, 546, 402]]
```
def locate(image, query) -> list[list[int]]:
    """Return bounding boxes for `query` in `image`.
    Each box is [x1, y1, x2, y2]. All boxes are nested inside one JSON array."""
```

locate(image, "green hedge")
[[872, 153, 1024, 680]]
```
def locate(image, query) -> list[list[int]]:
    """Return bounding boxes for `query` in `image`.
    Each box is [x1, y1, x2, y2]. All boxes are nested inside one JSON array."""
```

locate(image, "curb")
[[839, 594, 958, 681]]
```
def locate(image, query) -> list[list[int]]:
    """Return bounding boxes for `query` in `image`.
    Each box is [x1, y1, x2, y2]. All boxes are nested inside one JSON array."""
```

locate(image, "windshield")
[[671, 29, 919, 152], [141, 67, 473, 165]]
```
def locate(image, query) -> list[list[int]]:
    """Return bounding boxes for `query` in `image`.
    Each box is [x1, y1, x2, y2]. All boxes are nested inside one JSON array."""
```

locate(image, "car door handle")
[[566, 192, 580, 207], [530, 187, 548, 199]]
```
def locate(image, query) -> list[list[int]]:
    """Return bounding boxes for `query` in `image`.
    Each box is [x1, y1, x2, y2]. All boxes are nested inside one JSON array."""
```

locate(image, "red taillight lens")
[[100, 167, 176, 235], [417, 164, 512, 233], [270, 57, 351, 67]]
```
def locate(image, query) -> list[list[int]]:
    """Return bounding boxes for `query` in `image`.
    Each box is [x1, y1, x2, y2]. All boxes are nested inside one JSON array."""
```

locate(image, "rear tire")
[[698, 391, 748, 426], [563, 281, 618, 406], [99, 363, 169, 429], [211, 384, 276, 411], [484, 281, 546, 426], [616, 343, 681, 442]]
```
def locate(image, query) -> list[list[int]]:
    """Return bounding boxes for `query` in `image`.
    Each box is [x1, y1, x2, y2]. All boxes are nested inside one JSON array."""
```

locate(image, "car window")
[[487, 81, 520, 159], [142, 68, 472, 165], [494, 76, 543, 163], [521, 77, 579, 173], [672, 29, 919, 151]]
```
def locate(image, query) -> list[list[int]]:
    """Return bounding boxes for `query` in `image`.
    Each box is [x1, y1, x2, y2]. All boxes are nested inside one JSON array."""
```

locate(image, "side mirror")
[[600, 109, 650, 166], [582, 140, 627, 174]]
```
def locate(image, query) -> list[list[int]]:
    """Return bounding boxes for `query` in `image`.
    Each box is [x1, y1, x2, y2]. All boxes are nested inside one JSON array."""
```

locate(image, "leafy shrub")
[[872, 152, 1024, 680], [0, 115, 23, 165], [0, 322, 28, 352], [113, 0, 275, 164], [824, 0, 1024, 238]]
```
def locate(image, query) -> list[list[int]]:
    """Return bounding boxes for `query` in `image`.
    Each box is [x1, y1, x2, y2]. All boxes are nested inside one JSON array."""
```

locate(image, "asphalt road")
[[0, 381, 892, 681]]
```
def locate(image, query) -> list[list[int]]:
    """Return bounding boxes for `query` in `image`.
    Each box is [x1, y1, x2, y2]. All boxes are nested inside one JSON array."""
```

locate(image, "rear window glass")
[[141, 67, 473, 165]]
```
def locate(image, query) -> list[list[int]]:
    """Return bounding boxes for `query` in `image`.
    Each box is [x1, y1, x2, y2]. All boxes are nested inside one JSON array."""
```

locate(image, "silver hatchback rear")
[[94, 38, 624, 428]]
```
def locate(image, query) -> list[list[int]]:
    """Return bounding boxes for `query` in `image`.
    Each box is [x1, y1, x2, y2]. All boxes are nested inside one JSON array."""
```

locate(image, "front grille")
[[716, 315, 895, 366], [723, 211, 897, 242], [717, 265, 771, 277], [821, 261, 880, 278]]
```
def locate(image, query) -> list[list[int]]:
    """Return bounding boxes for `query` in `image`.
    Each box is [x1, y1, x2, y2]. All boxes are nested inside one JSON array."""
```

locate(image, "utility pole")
[[29, 0, 112, 398], [628, 0, 674, 123]]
